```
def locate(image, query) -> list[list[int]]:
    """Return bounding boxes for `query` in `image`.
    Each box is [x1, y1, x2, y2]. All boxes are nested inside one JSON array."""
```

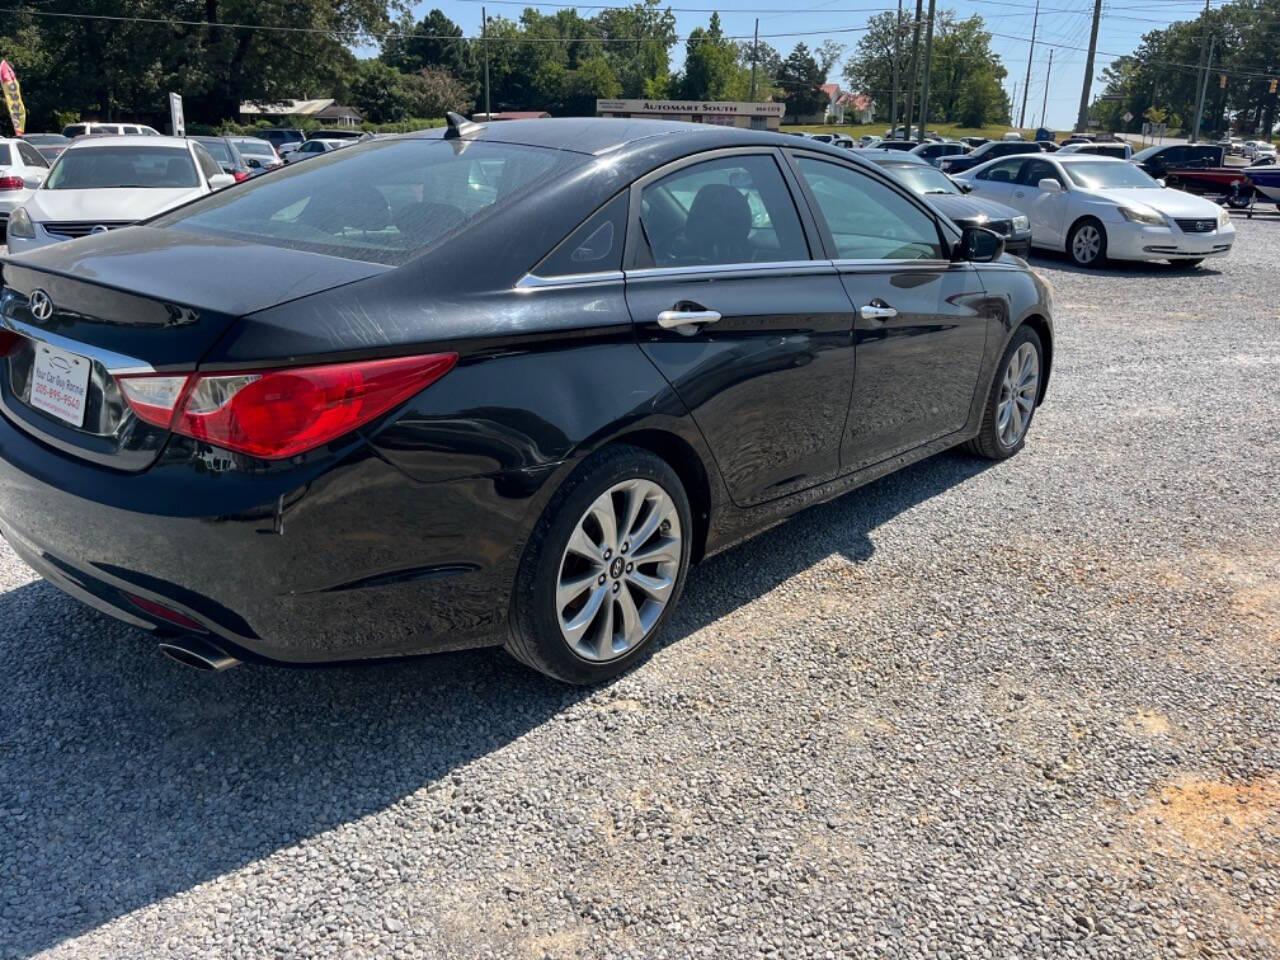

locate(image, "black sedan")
[[863, 152, 1032, 257], [940, 139, 1047, 176], [0, 116, 1053, 684]]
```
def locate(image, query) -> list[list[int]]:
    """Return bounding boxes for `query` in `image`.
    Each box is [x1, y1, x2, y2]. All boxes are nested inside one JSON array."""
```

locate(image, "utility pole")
[[890, 0, 902, 135], [1039, 49, 1053, 129], [1192, 35, 1216, 143], [1191, 0, 1211, 142], [1074, 0, 1102, 133], [1019, 0, 1038, 130], [750, 18, 759, 101], [918, 0, 936, 141], [482, 6, 491, 120], [903, 0, 923, 139]]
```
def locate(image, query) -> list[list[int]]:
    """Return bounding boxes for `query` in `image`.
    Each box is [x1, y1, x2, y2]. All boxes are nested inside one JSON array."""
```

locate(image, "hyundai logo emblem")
[[28, 289, 54, 321], [1198, 221, 1211, 231], [90, 224, 109, 235]]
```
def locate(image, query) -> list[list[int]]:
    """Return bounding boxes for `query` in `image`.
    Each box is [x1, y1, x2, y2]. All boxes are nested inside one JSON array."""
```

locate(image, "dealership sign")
[[596, 99, 785, 118]]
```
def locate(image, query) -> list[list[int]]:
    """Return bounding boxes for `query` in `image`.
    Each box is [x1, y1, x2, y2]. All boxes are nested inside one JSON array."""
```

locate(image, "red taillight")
[[233, 170, 250, 182], [0, 176, 24, 191], [123, 592, 207, 632], [117, 354, 457, 460]]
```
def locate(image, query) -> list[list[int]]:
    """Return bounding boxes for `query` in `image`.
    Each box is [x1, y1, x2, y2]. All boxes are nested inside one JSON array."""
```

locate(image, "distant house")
[[239, 98, 364, 127], [819, 84, 874, 124]]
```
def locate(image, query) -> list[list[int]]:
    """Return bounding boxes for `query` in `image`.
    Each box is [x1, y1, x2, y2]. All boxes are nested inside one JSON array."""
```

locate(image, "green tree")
[[777, 43, 826, 120], [677, 14, 746, 100], [381, 9, 475, 83]]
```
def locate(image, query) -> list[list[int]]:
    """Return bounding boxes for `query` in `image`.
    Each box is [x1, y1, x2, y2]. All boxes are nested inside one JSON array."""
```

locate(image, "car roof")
[[65, 135, 191, 150], [404, 117, 856, 160], [1050, 154, 1126, 163], [863, 151, 931, 166]]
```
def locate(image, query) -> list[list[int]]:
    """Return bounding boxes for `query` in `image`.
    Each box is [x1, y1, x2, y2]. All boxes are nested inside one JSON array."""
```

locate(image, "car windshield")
[[152, 138, 573, 266], [1063, 161, 1160, 189], [887, 164, 960, 195], [233, 139, 275, 157], [23, 134, 67, 145], [45, 145, 199, 189]]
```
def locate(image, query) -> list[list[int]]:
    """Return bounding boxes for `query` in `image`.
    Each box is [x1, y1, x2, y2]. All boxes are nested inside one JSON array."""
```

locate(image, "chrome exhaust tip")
[[157, 637, 241, 671]]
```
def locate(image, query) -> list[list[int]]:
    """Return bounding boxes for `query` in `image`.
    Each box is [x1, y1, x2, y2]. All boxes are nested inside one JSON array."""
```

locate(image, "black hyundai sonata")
[[0, 115, 1053, 683]]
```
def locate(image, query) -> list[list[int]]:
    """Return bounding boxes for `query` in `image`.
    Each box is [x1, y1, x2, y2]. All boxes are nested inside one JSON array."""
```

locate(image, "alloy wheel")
[[996, 342, 1039, 448], [555, 479, 682, 662], [1072, 224, 1102, 264]]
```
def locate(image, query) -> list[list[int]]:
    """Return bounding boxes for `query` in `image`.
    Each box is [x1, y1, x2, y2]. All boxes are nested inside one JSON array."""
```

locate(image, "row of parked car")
[[0, 126, 378, 247]]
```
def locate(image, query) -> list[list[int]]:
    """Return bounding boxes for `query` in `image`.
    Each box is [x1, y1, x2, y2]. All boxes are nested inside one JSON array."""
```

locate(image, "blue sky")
[[382, 0, 1223, 129]]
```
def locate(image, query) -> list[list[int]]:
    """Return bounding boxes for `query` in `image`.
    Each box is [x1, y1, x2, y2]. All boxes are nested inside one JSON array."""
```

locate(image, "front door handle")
[[859, 304, 898, 320], [657, 308, 721, 330]]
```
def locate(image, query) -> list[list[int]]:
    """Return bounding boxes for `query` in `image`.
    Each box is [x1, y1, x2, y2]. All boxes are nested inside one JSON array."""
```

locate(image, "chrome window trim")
[[0, 310, 156, 375], [831, 258, 959, 273], [624, 259, 837, 283], [515, 270, 624, 291]]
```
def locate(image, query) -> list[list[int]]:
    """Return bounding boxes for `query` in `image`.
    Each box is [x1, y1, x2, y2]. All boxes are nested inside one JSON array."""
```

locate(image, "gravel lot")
[[2, 217, 1278, 960]]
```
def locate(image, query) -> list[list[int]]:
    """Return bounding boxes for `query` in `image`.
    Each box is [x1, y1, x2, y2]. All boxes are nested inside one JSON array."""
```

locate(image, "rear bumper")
[[0, 412, 549, 664]]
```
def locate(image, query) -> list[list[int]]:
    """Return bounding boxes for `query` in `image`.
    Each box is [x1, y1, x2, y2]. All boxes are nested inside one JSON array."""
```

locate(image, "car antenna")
[[443, 112, 484, 140]]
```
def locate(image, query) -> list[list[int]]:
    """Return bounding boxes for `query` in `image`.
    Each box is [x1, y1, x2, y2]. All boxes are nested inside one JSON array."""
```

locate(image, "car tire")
[[506, 444, 693, 685], [965, 325, 1044, 461], [1067, 217, 1107, 268], [1170, 258, 1205, 269]]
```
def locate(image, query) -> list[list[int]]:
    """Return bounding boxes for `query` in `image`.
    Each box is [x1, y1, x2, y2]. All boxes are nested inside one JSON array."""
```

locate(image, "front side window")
[[639, 154, 809, 267], [976, 158, 1025, 183], [1018, 158, 1062, 187], [795, 156, 942, 261], [45, 146, 199, 189], [153, 139, 571, 266]]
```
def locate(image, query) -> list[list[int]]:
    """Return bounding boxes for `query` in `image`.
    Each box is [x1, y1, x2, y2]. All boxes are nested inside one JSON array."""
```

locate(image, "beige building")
[[595, 99, 785, 131]]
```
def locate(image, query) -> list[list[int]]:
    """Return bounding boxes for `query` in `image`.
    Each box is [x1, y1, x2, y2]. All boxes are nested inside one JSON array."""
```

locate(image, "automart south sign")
[[596, 99, 786, 129]]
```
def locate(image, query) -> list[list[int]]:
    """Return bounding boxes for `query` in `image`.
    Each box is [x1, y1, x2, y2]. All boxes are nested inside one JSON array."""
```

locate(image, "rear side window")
[[0, 144, 11, 165], [977, 158, 1025, 182], [532, 191, 628, 278], [200, 139, 234, 165], [153, 139, 574, 266], [639, 154, 809, 268], [191, 144, 223, 182], [16, 141, 46, 167]]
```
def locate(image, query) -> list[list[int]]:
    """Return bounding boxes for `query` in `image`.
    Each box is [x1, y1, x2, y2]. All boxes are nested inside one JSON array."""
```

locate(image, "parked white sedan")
[[0, 137, 53, 241], [953, 153, 1234, 268], [5, 136, 234, 254]]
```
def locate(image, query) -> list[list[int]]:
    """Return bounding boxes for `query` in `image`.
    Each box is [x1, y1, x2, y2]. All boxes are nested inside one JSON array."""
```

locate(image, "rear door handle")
[[859, 304, 898, 320], [657, 309, 721, 330]]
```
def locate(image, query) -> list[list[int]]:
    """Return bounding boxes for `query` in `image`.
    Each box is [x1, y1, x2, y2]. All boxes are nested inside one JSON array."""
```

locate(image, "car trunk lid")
[[0, 226, 389, 471]]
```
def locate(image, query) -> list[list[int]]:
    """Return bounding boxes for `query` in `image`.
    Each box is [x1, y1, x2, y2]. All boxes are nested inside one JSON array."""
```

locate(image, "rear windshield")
[[46, 146, 199, 189], [199, 139, 234, 164], [152, 138, 573, 266], [233, 139, 275, 157]]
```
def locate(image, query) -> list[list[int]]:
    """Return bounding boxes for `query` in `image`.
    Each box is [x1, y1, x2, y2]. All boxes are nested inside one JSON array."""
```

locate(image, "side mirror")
[[246, 158, 262, 168], [1037, 178, 1063, 193], [955, 226, 1005, 263], [208, 172, 235, 190], [1157, 178, 1167, 187], [956, 180, 973, 193]]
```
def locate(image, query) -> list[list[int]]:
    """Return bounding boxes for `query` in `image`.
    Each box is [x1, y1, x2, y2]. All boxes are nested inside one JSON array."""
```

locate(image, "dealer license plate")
[[29, 343, 92, 428]]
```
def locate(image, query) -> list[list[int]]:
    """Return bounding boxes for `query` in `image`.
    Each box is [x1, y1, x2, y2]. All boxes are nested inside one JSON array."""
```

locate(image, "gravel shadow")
[[0, 448, 989, 956]]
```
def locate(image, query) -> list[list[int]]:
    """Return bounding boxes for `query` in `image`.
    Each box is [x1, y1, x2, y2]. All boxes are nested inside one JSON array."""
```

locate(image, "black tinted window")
[[154, 139, 572, 266], [533, 191, 627, 277], [640, 154, 808, 267], [1018, 158, 1061, 186], [977, 158, 1024, 182]]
